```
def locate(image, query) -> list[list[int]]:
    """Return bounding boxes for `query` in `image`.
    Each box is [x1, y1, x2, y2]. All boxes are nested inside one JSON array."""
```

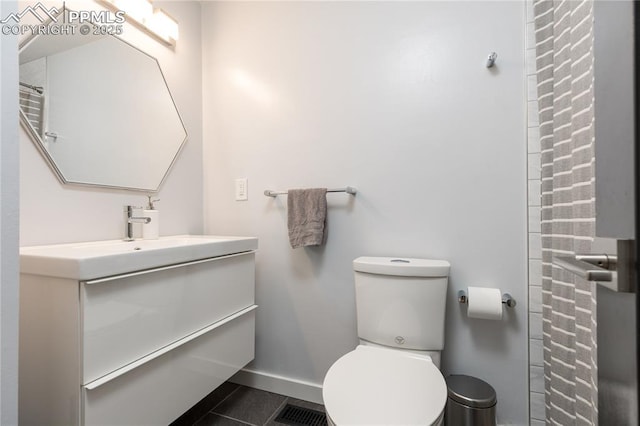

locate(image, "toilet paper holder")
[[458, 290, 516, 308]]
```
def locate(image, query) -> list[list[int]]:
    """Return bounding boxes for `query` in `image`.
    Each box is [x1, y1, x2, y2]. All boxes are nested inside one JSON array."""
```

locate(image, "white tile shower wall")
[[526, 0, 544, 423], [202, 2, 528, 423], [18, 0, 204, 245]]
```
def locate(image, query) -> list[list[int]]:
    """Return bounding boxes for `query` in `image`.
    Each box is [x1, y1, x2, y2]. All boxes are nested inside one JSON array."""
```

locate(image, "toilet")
[[322, 256, 451, 426]]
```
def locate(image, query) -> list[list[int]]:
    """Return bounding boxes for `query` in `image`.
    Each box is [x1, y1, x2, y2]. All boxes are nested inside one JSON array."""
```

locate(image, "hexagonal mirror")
[[19, 28, 187, 192]]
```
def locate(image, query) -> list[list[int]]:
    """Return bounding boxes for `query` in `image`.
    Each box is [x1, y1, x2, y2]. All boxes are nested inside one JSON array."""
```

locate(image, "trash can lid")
[[446, 375, 497, 409]]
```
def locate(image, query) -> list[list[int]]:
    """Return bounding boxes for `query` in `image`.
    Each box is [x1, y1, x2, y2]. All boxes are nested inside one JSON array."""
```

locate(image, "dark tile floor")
[[171, 382, 326, 426]]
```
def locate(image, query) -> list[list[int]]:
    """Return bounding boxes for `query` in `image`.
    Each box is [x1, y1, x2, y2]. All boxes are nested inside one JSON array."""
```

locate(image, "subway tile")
[[528, 100, 539, 126], [530, 312, 543, 339], [528, 179, 541, 207], [530, 391, 546, 420], [526, 0, 535, 24], [526, 48, 537, 76], [530, 365, 545, 393], [528, 206, 541, 233], [526, 22, 536, 49], [529, 285, 542, 313], [528, 153, 541, 180], [529, 259, 542, 285], [529, 232, 541, 259], [528, 125, 540, 153], [530, 338, 544, 367], [528, 75, 538, 101], [526, 20, 545, 420]]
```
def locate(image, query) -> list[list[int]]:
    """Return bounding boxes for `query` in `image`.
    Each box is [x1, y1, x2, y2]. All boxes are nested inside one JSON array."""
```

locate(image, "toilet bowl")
[[322, 257, 451, 425], [323, 345, 447, 426]]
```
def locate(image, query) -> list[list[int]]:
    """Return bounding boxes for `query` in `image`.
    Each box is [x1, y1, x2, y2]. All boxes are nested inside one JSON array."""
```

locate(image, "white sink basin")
[[20, 235, 258, 280]]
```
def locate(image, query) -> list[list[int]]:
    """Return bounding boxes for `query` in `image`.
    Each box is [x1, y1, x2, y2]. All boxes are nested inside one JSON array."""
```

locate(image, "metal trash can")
[[445, 375, 497, 426]]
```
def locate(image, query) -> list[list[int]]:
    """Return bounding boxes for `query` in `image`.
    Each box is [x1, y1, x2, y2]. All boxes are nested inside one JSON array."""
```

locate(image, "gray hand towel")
[[287, 188, 328, 249]]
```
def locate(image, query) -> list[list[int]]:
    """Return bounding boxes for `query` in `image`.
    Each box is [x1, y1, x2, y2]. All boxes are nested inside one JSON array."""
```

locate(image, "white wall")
[[202, 1, 528, 424], [1, 1, 20, 423], [19, 0, 203, 246]]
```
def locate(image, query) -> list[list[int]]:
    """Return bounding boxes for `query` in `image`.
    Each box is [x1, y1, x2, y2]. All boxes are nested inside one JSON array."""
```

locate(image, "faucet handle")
[[146, 195, 160, 210]]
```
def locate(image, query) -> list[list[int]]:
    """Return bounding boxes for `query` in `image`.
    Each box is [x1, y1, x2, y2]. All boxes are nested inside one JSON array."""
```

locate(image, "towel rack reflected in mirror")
[[264, 186, 357, 197]]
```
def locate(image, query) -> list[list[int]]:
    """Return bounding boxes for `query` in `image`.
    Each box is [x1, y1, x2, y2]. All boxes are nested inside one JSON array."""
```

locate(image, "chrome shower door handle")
[[552, 241, 636, 293], [575, 254, 617, 270], [553, 255, 615, 282]]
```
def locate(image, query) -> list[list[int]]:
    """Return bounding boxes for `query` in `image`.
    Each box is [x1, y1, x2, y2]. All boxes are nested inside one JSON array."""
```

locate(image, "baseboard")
[[229, 368, 324, 405]]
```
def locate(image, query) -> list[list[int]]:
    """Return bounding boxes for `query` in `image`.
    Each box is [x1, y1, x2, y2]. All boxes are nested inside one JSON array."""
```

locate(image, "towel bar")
[[264, 187, 357, 197]]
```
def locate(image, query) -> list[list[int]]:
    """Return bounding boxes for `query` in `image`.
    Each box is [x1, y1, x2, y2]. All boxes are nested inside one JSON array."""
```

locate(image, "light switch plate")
[[235, 178, 248, 201]]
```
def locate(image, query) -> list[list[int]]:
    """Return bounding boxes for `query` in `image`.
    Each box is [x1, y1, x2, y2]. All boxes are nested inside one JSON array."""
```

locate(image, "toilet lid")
[[323, 345, 447, 425]]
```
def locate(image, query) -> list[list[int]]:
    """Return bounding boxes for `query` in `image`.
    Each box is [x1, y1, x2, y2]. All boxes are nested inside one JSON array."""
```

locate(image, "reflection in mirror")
[[19, 27, 187, 192]]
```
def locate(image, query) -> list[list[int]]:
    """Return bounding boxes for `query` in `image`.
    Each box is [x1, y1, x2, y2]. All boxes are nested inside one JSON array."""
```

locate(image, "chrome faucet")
[[124, 205, 151, 241]]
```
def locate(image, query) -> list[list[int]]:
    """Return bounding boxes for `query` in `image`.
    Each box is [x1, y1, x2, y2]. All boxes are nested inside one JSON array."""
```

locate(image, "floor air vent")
[[274, 404, 327, 426]]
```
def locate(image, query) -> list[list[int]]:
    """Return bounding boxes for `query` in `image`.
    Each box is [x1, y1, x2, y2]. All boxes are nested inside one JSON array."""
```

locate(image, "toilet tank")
[[353, 257, 450, 351]]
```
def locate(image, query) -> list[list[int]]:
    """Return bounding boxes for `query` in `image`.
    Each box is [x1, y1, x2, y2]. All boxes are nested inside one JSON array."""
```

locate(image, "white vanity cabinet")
[[19, 237, 257, 426]]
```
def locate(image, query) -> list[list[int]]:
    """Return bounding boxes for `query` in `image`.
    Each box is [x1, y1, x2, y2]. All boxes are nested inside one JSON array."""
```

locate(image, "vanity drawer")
[[83, 307, 255, 425], [81, 251, 255, 384]]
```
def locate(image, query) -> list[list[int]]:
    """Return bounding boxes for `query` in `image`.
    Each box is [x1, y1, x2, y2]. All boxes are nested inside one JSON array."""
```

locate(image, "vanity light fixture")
[[98, 0, 179, 46], [110, 0, 151, 23], [145, 8, 179, 44]]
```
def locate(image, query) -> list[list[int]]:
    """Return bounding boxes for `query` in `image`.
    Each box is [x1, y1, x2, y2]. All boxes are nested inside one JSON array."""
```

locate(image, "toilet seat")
[[322, 345, 447, 425]]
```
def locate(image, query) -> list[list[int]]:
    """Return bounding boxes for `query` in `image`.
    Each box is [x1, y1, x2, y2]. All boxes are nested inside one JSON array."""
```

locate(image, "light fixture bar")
[[97, 0, 179, 46]]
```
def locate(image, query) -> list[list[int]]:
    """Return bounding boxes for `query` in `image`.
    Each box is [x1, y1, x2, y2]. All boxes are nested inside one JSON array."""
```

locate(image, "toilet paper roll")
[[467, 287, 503, 320]]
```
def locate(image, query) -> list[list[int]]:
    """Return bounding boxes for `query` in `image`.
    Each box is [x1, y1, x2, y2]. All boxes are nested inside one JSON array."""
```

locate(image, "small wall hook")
[[486, 52, 498, 68]]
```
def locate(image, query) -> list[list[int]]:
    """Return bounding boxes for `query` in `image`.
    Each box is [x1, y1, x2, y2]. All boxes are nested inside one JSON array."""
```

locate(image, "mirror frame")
[[18, 17, 188, 193]]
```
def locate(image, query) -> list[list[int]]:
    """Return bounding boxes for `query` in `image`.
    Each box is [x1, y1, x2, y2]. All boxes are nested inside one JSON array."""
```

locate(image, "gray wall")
[[201, 2, 528, 423], [1, 1, 19, 423]]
